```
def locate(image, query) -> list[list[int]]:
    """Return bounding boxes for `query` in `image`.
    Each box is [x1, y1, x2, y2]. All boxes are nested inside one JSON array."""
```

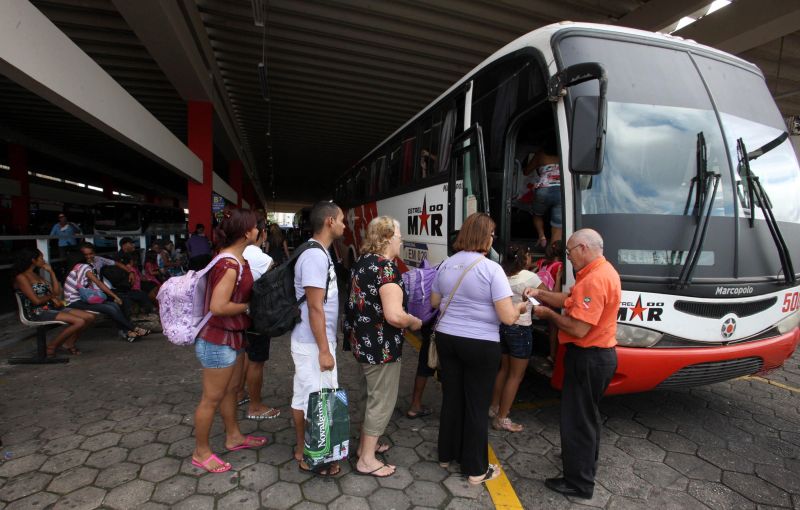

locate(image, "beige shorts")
[[291, 340, 339, 413]]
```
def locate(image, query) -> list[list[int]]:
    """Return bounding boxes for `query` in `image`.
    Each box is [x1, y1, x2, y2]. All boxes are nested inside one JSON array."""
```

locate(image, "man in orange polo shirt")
[[526, 228, 620, 499]]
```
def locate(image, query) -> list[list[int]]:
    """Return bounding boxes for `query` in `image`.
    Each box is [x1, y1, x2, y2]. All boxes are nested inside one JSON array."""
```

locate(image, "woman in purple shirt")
[[431, 213, 527, 484]]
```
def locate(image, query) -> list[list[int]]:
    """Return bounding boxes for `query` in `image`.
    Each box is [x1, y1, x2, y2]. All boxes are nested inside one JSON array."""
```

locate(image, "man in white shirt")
[[291, 201, 346, 476], [240, 220, 279, 421]]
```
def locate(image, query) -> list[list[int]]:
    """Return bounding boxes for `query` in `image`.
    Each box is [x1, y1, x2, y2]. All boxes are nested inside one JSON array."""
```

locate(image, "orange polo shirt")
[[558, 256, 621, 348]]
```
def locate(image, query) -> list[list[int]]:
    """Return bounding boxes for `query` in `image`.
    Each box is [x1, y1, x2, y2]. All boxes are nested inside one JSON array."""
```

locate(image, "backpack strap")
[[292, 240, 332, 305]]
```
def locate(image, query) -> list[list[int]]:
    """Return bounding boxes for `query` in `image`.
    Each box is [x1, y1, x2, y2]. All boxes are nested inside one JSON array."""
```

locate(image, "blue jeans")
[[532, 186, 562, 228], [69, 300, 135, 333], [499, 324, 533, 359], [195, 338, 241, 369]]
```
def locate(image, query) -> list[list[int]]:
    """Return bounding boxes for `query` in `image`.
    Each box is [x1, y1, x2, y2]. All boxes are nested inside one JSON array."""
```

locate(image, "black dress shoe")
[[544, 477, 593, 499]]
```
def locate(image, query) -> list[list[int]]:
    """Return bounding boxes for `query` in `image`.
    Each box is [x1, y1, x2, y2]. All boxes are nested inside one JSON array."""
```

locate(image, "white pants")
[[291, 340, 339, 413]]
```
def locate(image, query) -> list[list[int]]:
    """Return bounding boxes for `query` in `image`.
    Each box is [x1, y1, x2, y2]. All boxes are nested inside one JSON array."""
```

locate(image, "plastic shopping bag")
[[303, 387, 350, 469]]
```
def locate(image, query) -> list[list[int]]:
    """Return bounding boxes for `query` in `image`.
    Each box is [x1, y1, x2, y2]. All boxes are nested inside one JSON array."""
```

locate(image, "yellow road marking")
[[487, 445, 524, 510], [405, 331, 526, 509], [740, 375, 800, 394]]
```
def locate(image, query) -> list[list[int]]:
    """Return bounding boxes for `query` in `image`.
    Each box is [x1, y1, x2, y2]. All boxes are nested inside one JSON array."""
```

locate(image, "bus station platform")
[[0, 323, 799, 510]]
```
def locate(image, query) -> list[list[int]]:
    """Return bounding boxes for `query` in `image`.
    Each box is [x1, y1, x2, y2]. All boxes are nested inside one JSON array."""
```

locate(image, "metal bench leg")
[[8, 325, 69, 365]]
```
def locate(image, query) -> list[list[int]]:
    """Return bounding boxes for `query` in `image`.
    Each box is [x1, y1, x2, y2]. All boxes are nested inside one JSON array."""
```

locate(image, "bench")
[[9, 293, 69, 365]]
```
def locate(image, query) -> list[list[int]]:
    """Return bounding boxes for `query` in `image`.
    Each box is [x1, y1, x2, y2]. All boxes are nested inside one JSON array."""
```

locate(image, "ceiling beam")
[[617, 0, 710, 32], [673, 0, 800, 55], [0, 0, 202, 182]]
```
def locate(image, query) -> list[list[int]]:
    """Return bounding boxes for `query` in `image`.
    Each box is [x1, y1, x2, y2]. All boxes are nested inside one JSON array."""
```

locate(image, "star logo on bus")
[[721, 317, 736, 339], [419, 195, 430, 235], [630, 295, 648, 320]]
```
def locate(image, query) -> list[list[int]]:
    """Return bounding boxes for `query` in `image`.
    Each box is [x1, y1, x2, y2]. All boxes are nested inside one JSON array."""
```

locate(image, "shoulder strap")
[[200, 253, 243, 285], [294, 240, 331, 305], [432, 256, 483, 332]]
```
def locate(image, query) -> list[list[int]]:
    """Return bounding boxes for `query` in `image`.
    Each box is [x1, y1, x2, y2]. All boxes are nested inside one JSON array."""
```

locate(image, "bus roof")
[[345, 21, 761, 175]]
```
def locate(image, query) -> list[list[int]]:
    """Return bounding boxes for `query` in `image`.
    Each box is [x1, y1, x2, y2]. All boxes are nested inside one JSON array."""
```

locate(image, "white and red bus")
[[333, 22, 800, 395]]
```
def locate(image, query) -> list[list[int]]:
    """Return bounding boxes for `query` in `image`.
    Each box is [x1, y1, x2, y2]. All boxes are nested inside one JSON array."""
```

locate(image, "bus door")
[[447, 124, 489, 254]]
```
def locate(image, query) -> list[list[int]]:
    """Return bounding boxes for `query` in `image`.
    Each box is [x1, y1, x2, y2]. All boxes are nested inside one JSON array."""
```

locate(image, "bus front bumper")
[[550, 327, 800, 395]]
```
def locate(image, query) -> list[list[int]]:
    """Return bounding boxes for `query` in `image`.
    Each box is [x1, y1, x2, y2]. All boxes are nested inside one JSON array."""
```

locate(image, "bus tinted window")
[[400, 135, 416, 185]]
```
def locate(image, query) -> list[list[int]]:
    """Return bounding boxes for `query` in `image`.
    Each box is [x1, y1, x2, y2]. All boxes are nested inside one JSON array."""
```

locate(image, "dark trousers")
[[436, 331, 501, 476], [69, 300, 136, 333], [119, 290, 154, 315], [560, 343, 617, 494]]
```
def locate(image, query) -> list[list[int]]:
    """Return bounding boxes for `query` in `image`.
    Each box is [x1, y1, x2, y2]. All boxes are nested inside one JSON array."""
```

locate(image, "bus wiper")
[[736, 134, 796, 285], [682, 132, 707, 216]]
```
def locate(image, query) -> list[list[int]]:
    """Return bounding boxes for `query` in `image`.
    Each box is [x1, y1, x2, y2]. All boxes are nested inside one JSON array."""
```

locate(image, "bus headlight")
[[776, 311, 800, 335], [616, 324, 663, 347]]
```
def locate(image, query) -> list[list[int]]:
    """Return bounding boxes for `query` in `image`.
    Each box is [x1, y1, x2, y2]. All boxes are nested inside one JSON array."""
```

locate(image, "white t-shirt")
[[243, 245, 273, 281], [508, 270, 542, 326], [291, 240, 339, 344]]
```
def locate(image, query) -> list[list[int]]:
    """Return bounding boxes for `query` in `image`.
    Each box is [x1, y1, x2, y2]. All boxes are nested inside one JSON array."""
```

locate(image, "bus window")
[[374, 156, 387, 194], [368, 160, 378, 196], [387, 144, 401, 189], [401, 134, 416, 186], [356, 167, 368, 197]]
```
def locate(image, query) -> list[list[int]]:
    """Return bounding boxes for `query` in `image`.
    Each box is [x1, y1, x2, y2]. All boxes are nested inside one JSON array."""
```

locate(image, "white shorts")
[[291, 340, 339, 413]]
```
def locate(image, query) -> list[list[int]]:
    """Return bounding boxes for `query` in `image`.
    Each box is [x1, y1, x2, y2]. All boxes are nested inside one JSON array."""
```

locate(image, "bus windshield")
[[557, 34, 800, 282]]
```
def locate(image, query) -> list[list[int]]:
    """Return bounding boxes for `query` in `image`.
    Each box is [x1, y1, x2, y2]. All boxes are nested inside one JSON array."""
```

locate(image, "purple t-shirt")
[[432, 251, 513, 342]]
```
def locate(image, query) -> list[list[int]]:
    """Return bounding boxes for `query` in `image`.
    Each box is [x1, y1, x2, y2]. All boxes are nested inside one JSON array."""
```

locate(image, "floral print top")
[[344, 253, 407, 365]]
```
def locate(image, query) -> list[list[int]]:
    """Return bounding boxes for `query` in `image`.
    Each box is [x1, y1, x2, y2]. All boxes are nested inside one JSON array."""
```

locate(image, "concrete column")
[[9, 144, 29, 234], [229, 160, 243, 208], [187, 101, 213, 237]]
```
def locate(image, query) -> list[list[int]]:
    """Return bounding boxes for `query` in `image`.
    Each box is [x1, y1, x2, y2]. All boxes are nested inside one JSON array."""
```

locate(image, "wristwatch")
[[245, 305, 251, 315]]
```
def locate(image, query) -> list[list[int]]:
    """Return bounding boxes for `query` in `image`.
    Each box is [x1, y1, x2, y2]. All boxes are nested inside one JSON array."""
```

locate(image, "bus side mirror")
[[570, 95, 606, 175]]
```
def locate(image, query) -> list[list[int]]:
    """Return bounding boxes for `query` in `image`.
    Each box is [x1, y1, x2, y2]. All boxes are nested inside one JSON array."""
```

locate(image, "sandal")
[[354, 462, 395, 478], [226, 435, 268, 451], [125, 331, 139, 343], [58, 346, 82, 356], [488, 406, 499, 419], [468, 464, 502, 485], [45, 345, 57, 358], [246, 407, 281, 420], [191, 453, 231, 473], [493, 417, 524, 433], [406, 407, 432, 419], [134, 327, 151, 337], [299, 461, 341, 477]]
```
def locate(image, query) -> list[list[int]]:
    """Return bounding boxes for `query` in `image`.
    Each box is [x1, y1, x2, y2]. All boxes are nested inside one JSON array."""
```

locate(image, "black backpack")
[[100, 265, 131, 292], [251, 240, 330, 337]]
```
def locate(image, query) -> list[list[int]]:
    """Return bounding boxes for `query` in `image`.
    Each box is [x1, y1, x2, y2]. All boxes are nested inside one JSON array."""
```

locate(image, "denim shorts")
[[531, 185, 562, 228], [500, 324, 533, 359], [195, 338, 241, 369]]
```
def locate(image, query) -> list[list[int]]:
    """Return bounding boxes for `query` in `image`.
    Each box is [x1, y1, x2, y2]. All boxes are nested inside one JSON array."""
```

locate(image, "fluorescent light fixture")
[[674, 16, 696, 31], [258, 62, 270, 101], [706, 0, 731, 15], [0, 164, 9, 171], [87, 185, 103, 192], [251, 0, 264, 27]]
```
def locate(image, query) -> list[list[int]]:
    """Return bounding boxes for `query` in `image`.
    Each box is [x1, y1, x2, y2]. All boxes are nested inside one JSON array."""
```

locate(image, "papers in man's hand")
[[528, 296, 541, 306]]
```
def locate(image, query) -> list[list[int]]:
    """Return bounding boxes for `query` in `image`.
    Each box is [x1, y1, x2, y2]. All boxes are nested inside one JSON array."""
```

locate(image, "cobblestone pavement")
[[0, 323, 798, 509]]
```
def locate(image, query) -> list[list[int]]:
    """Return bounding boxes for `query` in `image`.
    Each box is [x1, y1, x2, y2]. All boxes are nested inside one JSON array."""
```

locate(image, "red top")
[[535, 259, 563, 283], [197, 257, 253, 350]]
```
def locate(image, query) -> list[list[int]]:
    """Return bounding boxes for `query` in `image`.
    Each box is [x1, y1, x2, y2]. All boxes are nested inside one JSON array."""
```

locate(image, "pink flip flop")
[[191, 453, 231, 473], [227, 435, 268, 451]]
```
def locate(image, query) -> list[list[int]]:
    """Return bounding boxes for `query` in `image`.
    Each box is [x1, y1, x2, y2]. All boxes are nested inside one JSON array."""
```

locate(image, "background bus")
[[334, 22, 800, 395], [92, 201, 186, 249]]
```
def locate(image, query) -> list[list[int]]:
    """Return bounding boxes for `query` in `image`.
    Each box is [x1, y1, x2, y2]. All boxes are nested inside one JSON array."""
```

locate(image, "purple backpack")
[[402, 258, 439, 325], [157, 253, 243, 346]]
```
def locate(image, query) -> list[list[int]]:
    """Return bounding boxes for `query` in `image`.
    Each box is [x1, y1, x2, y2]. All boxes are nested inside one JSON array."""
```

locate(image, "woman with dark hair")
[[489, 244, 545, 432], [430, 212, 527, 484], [266, 224, 290, 265], [13, 247, 96, 355], [191, 208, 268, 474]]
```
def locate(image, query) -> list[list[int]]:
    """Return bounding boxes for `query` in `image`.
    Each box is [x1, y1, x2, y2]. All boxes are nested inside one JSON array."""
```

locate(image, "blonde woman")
[[344, 216, 422, 478]]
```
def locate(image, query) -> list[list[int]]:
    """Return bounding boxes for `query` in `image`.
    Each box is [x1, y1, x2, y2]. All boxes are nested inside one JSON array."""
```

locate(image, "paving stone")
[[442, 474, 484, 499], [0, 454, 47, 478], [155, 424, 191, 444], [135, 503, 168, 510], [754, 463, 800, 493], [197, 471, 240, 494], [106, 407, 140, 422], [339, 472, 379, 496], [384, 446, 421, 466], [52, 486, 106, 510], [389, 428, 424, 448], [258, 443, 295, 466], [617, 436, 667, 462], [414, 441, 438, 462], [697, 446, 755, 473], [237, 462, 278, 492], [595, 467, 652, 499], [103, 479, 154, 510], [648, 430, 698, 454], [330, 494, 370, 510], [687, 480, 756, 510], [47, 467, 98, 494], [291, 502, 326, 510], [368, 487, 411, 510], [140, 457, 181, 483], [605, 417, 650, 438], [151, 475, 197, 504], [94, 462, 140, 488], [506, 452, 560, 480], [0, 427, 42, 445], [74, 409, 110, 426], [721, 471, 791, 507], [633, 412, 679, 432], [114, 416, 151, 435], [301, 475, 341, 503], [277, 460, 313, 484], [645, 487, 710, 509], [675, 425, 727, 449], [80, 432, 121, 452], [260, 480, 303, 509], [512, 477, 572, 510], [633, 459, 688, 490], [172, 494, 214, 510], [377, 466, 414, 490], [405, 480, 447, 507], [38, 425, 80, 441], [664, 452, 722, 482], [0, 439, 45, 460], [3, 491, 57, 510], [127, 443, 167, 465], [217, 489, 260, 510], [0, 472, 52, 502], [40, 449, 90, 474], [167, 437, 195, 458], [445, 496, 493, 509], [506, 431, 554, 455], [78, 420, 115, 437], [86, 447, 129, 469], [409, 461, 449, 483], [222, 448, 258, 471], [147, 413, 183, 430], [727, 442, 785, 468], [41, 435, 86, 456]]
